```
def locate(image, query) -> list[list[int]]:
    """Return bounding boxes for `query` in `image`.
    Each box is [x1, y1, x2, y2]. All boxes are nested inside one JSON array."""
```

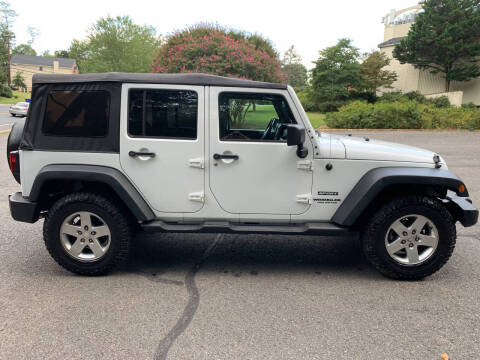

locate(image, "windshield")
[[16, 102, 29, 107]]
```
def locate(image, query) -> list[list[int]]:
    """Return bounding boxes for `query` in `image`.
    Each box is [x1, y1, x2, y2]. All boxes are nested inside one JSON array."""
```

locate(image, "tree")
[[0, 1, 17, 84], [393, 0, 480, 92], [68, 16, 161, 73], [282, 45, 307, 89], [152, 25, 285, 83], [360, 51, 397, 94], [12, 27, 40, 56], [283, 45, 302, 64], [26, 26, 39, 45], [54, 50, 70, 58], [12, 43, 36, 55], [311, 38, 361, 112], [12, 71, 26, 89], [41, 50, 53, 57]]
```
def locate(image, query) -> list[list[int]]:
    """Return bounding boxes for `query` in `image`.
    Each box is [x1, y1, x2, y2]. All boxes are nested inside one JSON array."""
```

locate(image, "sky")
[[11, 0, 418, 69]]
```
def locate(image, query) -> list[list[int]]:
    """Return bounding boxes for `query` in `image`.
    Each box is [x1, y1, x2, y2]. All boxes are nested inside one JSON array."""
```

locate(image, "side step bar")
[[141, 220, 356, 236]]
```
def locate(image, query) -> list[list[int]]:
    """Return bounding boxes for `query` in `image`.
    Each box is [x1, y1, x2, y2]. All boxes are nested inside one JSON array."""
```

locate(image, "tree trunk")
[[445, 79, 450, 92]]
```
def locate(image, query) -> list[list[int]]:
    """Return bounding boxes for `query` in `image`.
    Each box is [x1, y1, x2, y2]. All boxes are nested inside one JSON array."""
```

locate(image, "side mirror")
[[286, 124, 308, 158], [286, 124, 305, 146]]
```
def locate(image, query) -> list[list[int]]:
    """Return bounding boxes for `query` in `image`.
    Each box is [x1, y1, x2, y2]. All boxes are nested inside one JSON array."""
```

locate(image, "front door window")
[[219, 93, 296, 142]]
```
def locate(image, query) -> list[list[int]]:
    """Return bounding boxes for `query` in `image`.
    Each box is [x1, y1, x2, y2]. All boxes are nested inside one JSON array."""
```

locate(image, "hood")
[[332, 134, 444, 165]]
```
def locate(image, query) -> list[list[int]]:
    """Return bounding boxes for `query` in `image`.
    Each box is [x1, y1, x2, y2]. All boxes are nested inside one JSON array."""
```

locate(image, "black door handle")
[[129, 151, 156, 158], [213, 153, 239, 160]]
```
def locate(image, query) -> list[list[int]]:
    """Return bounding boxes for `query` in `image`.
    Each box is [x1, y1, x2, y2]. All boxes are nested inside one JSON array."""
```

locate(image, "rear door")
[[120, 84, 205, 213]]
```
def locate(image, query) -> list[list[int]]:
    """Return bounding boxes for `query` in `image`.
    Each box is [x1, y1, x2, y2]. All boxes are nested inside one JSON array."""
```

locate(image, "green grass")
[[243, 105, 277, 128], [306, 112, 326, 129], [240, 104, 327, 130], [0, 90, 31, 105]]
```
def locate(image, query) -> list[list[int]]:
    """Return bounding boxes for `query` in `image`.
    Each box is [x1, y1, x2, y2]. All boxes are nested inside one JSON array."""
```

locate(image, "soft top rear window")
[[42, 90, 110, 137]]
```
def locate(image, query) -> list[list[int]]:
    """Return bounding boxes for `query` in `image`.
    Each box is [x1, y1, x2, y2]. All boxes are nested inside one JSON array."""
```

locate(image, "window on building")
[[128, 89, 198, 139], [42, 90, 110, 137], [219, 92, 296, 142]]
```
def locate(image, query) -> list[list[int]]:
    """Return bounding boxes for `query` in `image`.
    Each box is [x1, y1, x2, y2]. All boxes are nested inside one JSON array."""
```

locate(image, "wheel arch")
[[28, 164, 155, 222], [332, 167, 469, 228]]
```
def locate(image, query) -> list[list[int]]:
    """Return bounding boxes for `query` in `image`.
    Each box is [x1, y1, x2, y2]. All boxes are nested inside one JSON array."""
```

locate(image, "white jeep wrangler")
[[7, 73, 478, 279]]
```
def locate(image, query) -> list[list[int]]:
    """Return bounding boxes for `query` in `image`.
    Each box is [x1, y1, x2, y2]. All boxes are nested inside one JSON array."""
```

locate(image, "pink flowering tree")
[[152, 26, 285, 83]]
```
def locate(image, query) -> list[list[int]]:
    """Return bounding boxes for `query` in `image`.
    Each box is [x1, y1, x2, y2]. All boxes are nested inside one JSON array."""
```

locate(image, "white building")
[[379, 4, 480, 106]]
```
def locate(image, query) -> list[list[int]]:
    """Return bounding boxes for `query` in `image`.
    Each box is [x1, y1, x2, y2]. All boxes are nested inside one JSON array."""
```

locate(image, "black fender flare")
[[28, 164, 155, 222], [331, 167, 468, 227]]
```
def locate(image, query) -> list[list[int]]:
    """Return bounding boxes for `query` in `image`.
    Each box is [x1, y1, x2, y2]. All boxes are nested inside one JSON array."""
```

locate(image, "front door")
[[120, 84, 205, 213], [209, 88, 313, 215]]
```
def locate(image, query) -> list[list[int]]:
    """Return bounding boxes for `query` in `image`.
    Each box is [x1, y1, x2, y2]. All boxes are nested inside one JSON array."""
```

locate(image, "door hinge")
[[188, 191, 205, 203], [189, 158, 205, 169], [296, 193, 313, 205], [297, 159, 313, 171]]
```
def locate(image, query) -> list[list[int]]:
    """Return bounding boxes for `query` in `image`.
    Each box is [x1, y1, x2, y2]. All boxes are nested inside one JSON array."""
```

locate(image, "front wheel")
[[362, 196, 456, 280], [43, 192, 132, 275]]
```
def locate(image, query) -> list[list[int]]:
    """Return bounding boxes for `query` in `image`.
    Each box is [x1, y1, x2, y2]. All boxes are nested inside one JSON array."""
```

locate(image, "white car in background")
[[9, 102, 29, 117]]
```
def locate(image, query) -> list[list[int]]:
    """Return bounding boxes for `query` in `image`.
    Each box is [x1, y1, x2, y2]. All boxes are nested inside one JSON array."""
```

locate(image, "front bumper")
[[9, 192, 39, 223], [446, 192, 479, 227]]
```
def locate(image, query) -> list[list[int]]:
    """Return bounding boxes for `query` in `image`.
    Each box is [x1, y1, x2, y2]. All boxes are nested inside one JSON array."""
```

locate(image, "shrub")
[[325, 101, 372, 128], [377, 91, 405, 103], [326, 99, 480, 129], [421, 107, 480, 129], [405, 91, 427, 103], [0, 84, 13, 98], [462, 102, 477, 109], [429, 95, 451, 108]]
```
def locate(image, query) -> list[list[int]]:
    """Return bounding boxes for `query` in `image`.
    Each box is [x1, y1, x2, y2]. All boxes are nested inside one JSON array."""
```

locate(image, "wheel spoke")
[[411, 216, 428, 233], [61, 223, 81, 237], [418, 234, 437, 247], [92, 225, 109, 239], [406, 246, 420, 263], [390, 220, 409, 237], [386, 238, 406, 255], [88, 239, 105, 258], [80, 212, 93, 229], [70, 239, 87, 256]]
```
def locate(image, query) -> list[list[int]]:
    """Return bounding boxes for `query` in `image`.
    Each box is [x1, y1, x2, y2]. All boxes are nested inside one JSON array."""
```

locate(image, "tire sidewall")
[[45, 201, 125, 273], [373, 202, 454, 276]]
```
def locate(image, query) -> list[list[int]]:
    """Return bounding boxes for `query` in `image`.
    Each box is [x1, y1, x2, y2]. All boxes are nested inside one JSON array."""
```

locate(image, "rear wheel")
[[362, 195, 456, 280], [43, 192, 132, 275]]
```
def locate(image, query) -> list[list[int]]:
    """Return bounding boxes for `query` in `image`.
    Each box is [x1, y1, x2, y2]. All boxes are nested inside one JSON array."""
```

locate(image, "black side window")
[[128, 89, 198, 139], [43, 90, 110, 137], [219, 92, 296, 142]]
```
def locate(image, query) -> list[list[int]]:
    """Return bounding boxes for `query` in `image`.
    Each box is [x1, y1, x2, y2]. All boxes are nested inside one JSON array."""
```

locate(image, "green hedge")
[[325, 100, 480, 129], [0, 84, 13, 98]]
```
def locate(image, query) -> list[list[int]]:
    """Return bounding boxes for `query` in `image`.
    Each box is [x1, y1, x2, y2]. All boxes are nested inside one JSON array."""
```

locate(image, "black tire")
[[43, 192, 132, 276], [10, 113, 15, 117], [362, 195, 456, 280]]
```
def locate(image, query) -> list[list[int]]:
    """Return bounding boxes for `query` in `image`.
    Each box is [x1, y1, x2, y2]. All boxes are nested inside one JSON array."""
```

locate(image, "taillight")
[[9, 151, 19, 173]]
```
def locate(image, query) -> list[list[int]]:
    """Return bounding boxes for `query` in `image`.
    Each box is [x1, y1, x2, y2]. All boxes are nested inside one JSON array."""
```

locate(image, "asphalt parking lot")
[[1, 125, 479, 359]]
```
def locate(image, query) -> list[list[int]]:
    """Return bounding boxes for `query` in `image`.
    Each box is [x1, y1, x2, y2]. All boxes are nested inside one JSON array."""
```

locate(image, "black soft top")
[[32, 72, 287, 90]]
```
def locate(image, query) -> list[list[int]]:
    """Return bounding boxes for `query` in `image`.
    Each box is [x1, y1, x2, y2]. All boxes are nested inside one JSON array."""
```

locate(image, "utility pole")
[[6, 33, 10, 86]]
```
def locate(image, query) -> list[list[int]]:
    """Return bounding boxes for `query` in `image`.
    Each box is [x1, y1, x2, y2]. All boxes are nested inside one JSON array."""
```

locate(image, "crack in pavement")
[[135, 270, 185, 286], [153, 234, 224, 360]]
